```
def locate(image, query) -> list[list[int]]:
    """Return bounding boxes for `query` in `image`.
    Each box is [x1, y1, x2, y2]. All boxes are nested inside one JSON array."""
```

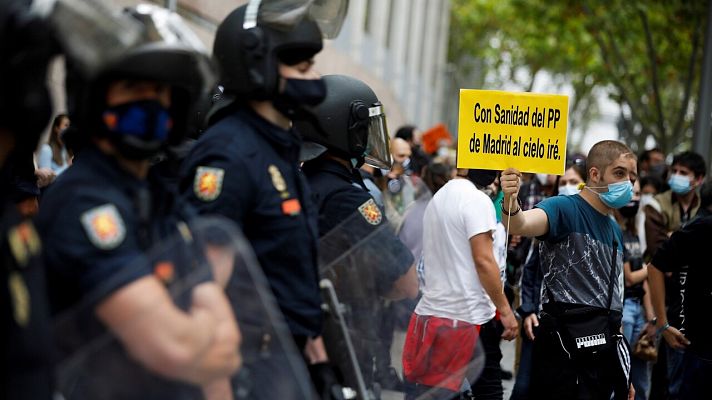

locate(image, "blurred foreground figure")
[[1, 0, 56, 398], [37, 4, 240, 399]]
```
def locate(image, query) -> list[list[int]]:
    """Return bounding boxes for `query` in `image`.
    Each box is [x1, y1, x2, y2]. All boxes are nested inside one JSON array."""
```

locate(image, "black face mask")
[[273, 78, 327, 118], [619, 200, 640, 218], [467, 169, 498, 188]]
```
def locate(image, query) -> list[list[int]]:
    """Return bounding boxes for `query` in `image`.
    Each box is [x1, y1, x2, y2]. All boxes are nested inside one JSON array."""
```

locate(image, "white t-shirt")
[[415, 178, 497, 325], [493, 222, 507, 283]]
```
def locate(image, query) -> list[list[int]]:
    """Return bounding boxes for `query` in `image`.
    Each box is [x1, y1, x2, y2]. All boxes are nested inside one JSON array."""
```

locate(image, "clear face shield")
[[243, 0, 348, 38], [35, 0, 209, 77], [363, 103, 393, 170]]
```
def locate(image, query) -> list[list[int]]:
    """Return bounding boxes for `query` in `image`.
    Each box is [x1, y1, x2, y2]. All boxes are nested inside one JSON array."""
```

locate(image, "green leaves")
[[448, 0, 708, 153]]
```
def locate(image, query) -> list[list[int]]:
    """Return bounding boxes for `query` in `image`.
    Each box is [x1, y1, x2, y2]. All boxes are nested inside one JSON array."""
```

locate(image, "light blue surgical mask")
[[668, 174, 693, 195], [558, 184, 580, 196], [587, 180, 634, 209]]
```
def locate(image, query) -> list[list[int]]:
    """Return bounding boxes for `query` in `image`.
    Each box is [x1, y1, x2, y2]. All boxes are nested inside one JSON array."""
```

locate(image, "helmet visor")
[[42, 0, 143, 76], [364, 103, 392, 169], [245, 0, 348, 39]]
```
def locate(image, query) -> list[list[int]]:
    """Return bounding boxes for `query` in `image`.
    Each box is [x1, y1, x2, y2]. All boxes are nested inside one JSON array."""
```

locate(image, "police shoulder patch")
[[194, 166, 225, 202], [80, 204, 126, 250], [358, 199, 382, 225]]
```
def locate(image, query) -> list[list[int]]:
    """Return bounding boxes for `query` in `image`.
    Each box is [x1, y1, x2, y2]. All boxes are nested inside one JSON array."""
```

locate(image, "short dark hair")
[[639, 148, 664, 163], [586, 140, 636, 181], [639, 175, 664, 194], [395, 125, 416, 142], [671, 151, 706, 178]]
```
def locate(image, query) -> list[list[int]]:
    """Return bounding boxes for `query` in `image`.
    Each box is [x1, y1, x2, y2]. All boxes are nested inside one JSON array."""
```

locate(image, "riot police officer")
[[178, 4, 327, 351], [36, 5, 240, 399], [1, 1, 56, 398], [294, 75, 418, 392]]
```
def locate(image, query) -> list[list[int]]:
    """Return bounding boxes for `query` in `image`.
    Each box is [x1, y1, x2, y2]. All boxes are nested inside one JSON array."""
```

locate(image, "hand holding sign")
[[457, 90, 569, 175], [500, 168, 522, 204]]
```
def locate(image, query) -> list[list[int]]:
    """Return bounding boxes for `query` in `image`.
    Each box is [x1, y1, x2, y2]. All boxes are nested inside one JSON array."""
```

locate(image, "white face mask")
[[558, 184, 580, 196], [536, 173, 549, 185]]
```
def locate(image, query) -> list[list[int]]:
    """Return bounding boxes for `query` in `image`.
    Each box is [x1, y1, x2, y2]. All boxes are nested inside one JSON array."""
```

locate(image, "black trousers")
[[529, 315, 631, 400]]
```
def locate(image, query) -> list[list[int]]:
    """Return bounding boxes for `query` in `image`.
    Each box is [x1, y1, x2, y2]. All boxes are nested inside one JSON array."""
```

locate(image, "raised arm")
[[499, 168, 550, 238]]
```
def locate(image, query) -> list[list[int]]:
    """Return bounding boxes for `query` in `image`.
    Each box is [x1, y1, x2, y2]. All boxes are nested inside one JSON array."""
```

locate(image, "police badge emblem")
[[358, 199, 382, 225], [8, 222, 41, 266], [194, 166, 225, 202], [8, 271, 30, 327], [80, 204, 126, 250], [268, 165, 290, 199]]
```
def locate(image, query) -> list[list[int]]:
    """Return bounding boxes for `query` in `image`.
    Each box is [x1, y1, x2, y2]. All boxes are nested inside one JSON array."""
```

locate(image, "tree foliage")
[[448, 0, 708, 154]]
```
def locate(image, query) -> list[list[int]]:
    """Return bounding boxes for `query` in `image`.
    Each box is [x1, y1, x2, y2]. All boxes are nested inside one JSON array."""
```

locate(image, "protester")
[[395, 125, 431, 178], [643, 151, 706, 399], [403, 168, 518, 400], [616, 180, 654, 400], [501, 140, 636, 400], [647, 180, 712, 399], [511, 159, 587, 400], [384, 137, 418, 225], [638, 148, 666, 179], [38, 5, 241, 398], [38, 114, 71, 175]]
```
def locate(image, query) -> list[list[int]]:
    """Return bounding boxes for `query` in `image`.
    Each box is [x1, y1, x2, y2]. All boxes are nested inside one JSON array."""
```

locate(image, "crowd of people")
[[2, 1, 711, 400]]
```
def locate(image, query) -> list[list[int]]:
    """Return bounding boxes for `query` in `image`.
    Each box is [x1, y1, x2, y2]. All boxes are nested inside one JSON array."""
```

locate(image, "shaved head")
[[391, 137, 412, 164]]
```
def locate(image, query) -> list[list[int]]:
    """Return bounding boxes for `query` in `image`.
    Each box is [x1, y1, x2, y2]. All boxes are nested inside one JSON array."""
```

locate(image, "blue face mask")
[[588, 180, 634, 209], [668, 174, 693, 195]]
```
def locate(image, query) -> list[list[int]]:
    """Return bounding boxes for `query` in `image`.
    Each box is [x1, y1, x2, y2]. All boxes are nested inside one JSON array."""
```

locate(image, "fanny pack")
[[543, 240, 619, 357]]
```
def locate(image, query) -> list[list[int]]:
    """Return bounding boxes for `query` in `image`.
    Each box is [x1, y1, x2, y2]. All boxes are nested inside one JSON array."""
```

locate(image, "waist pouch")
[[543, 305, 618, 357]]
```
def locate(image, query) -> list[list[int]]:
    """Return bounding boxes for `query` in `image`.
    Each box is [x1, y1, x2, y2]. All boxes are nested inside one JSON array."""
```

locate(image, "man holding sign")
[[500, 140, 636, 400]]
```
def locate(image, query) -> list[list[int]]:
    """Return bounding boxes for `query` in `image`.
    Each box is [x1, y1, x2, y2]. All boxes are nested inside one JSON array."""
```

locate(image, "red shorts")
[[402, 313, 481, 391]]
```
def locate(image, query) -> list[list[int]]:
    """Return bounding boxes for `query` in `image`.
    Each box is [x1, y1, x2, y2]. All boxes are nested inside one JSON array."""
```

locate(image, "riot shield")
[[53, 216, 315, 400], [318, 211, 486, 400]]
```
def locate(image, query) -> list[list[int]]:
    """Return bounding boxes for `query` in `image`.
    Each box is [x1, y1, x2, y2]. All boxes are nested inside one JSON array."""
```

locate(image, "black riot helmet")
[[59, 3, 216, 159], [293, 75, 393, 169], [0, 0, 56, 157], [213, 3, 323, 100]]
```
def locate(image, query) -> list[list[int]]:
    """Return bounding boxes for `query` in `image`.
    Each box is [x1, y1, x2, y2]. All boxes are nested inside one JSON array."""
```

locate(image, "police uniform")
[[179, 106, 322, 339], [303, 156, 413, 389], [303, 157, 413, 287], [1, 187, 53, 400], [37, 146, 204, 400]]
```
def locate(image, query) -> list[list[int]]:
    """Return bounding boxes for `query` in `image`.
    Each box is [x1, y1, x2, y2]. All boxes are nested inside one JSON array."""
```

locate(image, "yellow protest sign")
[[457, 89, 569, 175]]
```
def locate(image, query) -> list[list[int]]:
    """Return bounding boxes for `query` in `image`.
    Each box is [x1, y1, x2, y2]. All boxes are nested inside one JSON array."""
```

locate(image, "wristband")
[[656, 322, 670, 336], [501, 199, 521, 216]]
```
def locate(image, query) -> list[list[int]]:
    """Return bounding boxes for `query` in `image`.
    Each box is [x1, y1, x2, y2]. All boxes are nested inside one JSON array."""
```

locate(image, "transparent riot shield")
[[318, 211, 486, 400], [53, 216, 315, 400]]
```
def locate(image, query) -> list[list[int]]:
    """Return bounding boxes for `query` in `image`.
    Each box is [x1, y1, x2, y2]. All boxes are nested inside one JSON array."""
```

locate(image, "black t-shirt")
[[651, 214, 712, 358], [623, 230, 645, 300]]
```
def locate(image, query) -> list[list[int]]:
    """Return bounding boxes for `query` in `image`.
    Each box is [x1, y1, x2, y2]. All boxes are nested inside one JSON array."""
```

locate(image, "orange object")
[[281, 198, 302, 216], [154, 261, 175, 284], [421, 123, 452, 155]]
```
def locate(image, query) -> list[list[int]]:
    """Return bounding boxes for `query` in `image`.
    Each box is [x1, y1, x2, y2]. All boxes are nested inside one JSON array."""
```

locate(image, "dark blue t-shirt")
[[536, 194, 625, 311]]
